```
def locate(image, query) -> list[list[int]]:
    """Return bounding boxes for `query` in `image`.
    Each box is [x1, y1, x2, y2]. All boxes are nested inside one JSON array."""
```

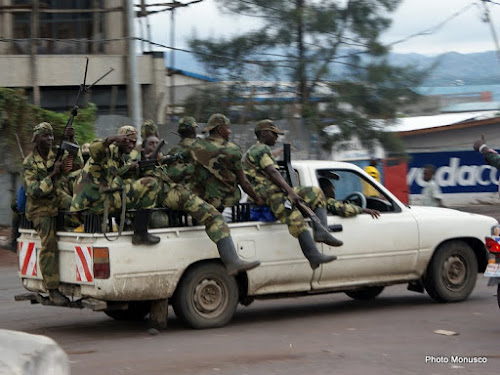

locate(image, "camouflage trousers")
[[254, 184, 326, 238], [32, 216, 60, 290], [30, 189, 73, 289], [159, 182, 230, 243]]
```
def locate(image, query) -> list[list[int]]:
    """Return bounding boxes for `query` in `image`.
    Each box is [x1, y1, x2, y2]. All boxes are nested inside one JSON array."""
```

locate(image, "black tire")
[[104, 301, 152, 321], [345, 286, 384, 300], [497, 284, 500, 309], [424, 241, 478, 303], [172, 263, 239, 329]]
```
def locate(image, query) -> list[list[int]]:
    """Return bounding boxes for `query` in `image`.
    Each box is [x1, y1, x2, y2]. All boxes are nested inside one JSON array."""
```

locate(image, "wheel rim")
[[442, 255, 467, 289], [192, 278, 228, 318]]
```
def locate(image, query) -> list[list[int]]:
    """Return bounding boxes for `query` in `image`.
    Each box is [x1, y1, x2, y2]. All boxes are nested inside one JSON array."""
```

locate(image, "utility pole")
[[481, 0, 500, 65], [126, 1, 142, 128]]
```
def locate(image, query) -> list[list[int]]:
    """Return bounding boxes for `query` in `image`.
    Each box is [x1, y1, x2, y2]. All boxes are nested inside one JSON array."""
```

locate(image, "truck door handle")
[[328, 224, 343, 232]]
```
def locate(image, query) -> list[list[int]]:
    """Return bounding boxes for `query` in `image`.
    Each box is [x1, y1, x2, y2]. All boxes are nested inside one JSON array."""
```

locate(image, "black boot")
[[48, 289, 70, 306], [298, 231, 337, 270], [217, 237, 261, 276], [311, 207, 343, 247], [132, 210, 161, 245]]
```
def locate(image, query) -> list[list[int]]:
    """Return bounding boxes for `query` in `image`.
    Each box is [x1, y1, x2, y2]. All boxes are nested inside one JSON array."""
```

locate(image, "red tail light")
[[485, 237, 500, 254], [93, 247, 110, 279]]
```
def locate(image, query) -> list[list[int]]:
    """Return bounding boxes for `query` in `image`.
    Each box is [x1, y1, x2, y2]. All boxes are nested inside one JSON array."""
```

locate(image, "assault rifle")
[[50, 58, 114, 172], [138, 139, 166, 173]]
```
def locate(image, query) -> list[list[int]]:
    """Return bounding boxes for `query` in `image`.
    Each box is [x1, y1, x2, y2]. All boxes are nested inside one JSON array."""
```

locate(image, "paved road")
[[1, 205, 500, 375], [1, 249, 499, 375]]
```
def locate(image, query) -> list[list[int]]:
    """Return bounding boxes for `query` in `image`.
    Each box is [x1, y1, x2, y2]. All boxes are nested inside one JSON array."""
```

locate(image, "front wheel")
[[172, 263, 239, 329], [497, 284, 500, 309], [424, 241, 478, 303]]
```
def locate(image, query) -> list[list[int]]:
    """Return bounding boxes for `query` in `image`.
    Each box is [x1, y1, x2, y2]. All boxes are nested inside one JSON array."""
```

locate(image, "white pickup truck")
[[15, 157, 497, 329]]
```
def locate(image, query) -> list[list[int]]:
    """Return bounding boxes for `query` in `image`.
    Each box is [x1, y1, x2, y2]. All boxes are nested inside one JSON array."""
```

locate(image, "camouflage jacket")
[[165, 138, 196, 185], [23, 147, 81, 220], [325, 198, 363, 217], [190, 134, 242, 208], [243, 141, 277, 186], [71, 138, 139, 213]]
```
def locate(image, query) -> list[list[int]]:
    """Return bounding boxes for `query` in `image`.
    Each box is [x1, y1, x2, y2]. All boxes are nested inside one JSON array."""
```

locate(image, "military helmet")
[[255, 119, 285, 135], [178, 116, 198, 132], [203, 113, 230, 133], [31, 122, 53, 142], [141, 119, 159, 139], [118, 125, 138, 136]]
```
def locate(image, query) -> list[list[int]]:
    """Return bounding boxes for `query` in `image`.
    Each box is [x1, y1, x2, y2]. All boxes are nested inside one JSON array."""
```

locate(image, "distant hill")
[[168, 50, 500, 87]]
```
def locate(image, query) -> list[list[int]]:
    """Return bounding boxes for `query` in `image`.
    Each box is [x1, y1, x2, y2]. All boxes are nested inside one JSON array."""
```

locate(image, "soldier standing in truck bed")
[[23, 122, 81, 306]]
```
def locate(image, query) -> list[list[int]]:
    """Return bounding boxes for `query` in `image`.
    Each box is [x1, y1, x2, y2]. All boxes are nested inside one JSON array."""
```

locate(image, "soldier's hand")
[[129, 161, 139, 172], [287, 190, 300, 205], [64, 126, 75, 141], [363, 208, 380, 219], [473, 139, 485, 152], [51, 160, 63, 177], [254, 196, 265, 206]]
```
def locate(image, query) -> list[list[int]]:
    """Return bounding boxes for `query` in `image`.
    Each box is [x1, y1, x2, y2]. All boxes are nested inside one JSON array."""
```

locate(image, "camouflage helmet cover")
[[178, 116, 198, 132], [141, 119, 159, 139], [31, 122, 53, 142], [118, 125, 138, 137], [255, 119, 285, 135], [203, 113, 230, 133]]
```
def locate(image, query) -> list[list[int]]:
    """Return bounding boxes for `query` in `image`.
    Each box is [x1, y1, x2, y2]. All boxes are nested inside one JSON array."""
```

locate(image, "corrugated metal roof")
[[388, 111, 500, 133]]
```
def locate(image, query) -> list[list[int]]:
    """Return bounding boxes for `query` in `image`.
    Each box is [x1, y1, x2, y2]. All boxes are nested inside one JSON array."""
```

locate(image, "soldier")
[[190, 113, 265, 211], [23, 122, 77, 305], [165, 116, 198, 187], [243, 119, 342, 270], [142, 134, 261, 276], [70, 126, 160, 245], [318, 177, 380, 218]]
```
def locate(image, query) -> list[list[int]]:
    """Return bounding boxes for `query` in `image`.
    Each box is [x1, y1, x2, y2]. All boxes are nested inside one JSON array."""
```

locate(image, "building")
[[0, 0, 167, 125]]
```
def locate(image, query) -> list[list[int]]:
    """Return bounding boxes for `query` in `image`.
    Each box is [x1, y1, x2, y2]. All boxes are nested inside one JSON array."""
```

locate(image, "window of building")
[[11, 0, 104, 54]]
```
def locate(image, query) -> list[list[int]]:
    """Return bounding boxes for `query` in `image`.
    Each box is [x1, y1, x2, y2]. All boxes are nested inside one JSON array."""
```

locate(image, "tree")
[[188, 0, 426, 153]]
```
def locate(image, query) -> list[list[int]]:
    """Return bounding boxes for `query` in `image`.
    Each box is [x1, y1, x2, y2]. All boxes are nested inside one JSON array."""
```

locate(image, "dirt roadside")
[[1, 204, 500, 268]]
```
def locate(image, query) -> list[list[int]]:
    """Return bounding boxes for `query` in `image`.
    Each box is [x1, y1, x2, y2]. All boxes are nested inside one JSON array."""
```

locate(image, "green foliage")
[[0, 87, 97, 173], [188, 0, 425, 155]]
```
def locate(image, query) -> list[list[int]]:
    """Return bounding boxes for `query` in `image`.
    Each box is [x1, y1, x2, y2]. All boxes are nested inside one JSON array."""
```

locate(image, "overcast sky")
[[137, 0, 500, 56]]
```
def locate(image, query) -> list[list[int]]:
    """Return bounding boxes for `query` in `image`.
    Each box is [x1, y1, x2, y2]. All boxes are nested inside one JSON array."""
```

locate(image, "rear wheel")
[[424, 241, 478, 302], [104, 301, 151, 321], [172, 263, 239, 329], [345, 286, 384, 300]]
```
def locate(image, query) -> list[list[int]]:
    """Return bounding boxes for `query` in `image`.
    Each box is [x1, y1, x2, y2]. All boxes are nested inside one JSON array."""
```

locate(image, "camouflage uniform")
[[71, 128, 158, 215], [155, 167, 230, 243], [325, 198, 363, 217], [190, 116, 244, 209], [23, 123, 75, 289], [165, 116, 198, 186], [244, 141, 327, 237]]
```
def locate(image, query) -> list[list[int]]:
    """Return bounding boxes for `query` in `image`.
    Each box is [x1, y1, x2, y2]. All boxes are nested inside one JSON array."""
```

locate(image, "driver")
[[318, 176, 380, 219]]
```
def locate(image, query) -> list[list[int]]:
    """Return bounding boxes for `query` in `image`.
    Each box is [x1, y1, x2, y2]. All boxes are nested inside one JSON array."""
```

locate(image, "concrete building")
[[0, 0, 167, 124]]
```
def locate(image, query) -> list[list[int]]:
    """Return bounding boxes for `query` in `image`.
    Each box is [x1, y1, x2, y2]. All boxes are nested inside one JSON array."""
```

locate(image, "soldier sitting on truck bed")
[[23, 122, 80, 306], [141, 129, 262, 276], [70, 125, 160, 246], [243, 119, 342, 270]]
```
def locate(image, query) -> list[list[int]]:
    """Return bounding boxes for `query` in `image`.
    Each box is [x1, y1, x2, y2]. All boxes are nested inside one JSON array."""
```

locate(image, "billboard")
[[407, 151, 500, 194]]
